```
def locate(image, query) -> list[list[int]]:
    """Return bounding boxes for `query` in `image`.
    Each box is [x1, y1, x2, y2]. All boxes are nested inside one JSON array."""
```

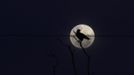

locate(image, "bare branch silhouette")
[[57, 38, 77, 75], [73, 29, 91, 75], [48, 50, 58, 75]]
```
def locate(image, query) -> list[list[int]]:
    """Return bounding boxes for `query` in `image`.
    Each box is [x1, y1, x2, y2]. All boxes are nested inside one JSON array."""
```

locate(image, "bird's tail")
[[85, 37, 90, 40]]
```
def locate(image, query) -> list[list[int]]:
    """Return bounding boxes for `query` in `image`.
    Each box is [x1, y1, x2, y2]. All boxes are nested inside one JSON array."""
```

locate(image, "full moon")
[[70, 24, 95, 48]]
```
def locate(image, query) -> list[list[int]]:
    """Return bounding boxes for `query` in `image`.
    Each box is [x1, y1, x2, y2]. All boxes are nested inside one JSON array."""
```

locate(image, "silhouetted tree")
[[73, 29, 91, 75], [57, 38, 77, 75], [48, 49, 58, 75]]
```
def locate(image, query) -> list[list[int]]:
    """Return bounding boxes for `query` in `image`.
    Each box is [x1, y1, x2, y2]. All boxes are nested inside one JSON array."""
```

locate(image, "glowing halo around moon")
[[70, 24, 95, 49]]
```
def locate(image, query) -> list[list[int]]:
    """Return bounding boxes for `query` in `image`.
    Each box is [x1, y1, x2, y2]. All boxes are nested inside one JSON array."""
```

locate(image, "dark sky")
[[1, 0, 134, 75]]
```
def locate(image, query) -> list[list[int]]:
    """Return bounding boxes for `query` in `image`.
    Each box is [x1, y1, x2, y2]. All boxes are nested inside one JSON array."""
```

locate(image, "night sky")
[[1, 0, 134, 75]]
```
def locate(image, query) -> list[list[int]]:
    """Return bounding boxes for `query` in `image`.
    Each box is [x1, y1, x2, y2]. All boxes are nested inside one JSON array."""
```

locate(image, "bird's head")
[[77, 29, 81, 32]]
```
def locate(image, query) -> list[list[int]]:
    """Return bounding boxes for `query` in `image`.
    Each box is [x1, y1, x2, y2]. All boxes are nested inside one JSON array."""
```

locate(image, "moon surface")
[[70, 24, 95, 49]]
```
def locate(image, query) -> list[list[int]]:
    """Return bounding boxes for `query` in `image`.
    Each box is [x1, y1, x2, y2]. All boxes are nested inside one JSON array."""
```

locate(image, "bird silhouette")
[[73, 29, 90, 42]]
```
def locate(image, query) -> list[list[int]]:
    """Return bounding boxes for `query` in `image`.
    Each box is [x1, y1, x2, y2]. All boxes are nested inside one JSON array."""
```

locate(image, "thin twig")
[[80, 42, 90, 75], [57, 38, 77, 75]]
